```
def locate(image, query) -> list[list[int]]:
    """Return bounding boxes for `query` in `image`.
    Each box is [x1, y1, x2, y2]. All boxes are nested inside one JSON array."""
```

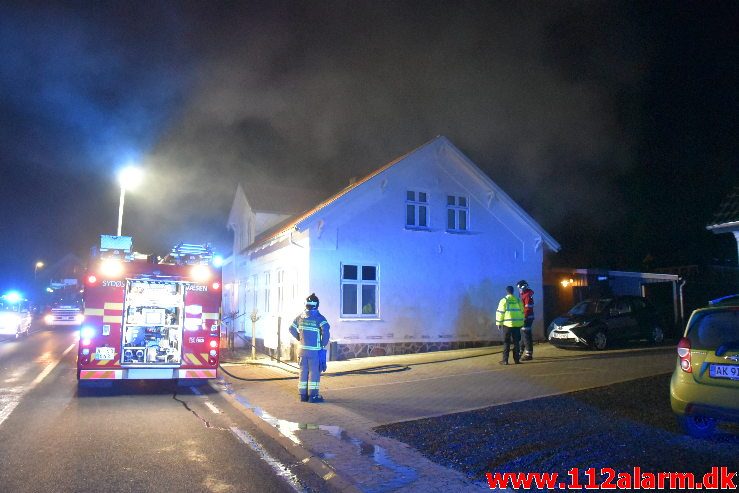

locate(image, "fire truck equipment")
[[78, 236, 222, 382]]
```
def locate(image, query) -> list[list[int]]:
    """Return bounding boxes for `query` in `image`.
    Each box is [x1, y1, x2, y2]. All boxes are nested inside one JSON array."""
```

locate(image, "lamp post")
[[116, 166, 143, 236], [34, 261, 44, 280]]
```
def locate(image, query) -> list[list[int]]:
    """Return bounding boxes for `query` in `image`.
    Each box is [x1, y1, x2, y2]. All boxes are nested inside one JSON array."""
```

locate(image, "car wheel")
[[591, 330, 608, 350], [678, 415, 716, 439], [651, 326, 664, 344]]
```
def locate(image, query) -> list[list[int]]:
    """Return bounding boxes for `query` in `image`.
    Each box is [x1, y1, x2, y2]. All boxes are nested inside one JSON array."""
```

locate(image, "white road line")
[[0, 387, 24, 429], [204, 401, 221, 414], [230, 426, 305, 493], [0, 342, 75, 429], [31, 343, 76, 387]]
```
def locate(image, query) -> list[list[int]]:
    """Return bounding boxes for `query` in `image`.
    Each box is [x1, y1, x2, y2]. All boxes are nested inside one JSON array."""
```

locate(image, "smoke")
[[1, 0, 665, 282], [144, 1, 651, 243]]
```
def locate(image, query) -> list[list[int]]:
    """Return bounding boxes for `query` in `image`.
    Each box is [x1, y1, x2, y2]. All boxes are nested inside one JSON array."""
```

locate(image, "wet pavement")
[[215, 343, 675, 492]]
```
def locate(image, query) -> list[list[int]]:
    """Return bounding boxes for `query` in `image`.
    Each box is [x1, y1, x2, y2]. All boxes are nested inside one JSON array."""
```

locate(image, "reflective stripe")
[[298, 382, 308, 389], [84, 308, 104, 316], [301, 327, 320, 333], [104, 302, 123, 311], [308, 382, 320, 389], [301, 345, 321, 350]]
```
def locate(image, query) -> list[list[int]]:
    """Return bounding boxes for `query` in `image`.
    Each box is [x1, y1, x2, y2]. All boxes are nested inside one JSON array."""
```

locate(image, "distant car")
[[670, 295, 739, 438], [0, 299, 32, 338], [547, 296, 665, 350]]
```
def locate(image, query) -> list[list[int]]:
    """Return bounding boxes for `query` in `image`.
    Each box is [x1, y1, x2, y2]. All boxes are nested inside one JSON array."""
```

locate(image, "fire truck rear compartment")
[[122, 280, 184, 366]]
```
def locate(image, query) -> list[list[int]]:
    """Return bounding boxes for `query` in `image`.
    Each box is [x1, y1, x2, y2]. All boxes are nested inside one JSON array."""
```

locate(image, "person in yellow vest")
[[496, 285, 525, 365]]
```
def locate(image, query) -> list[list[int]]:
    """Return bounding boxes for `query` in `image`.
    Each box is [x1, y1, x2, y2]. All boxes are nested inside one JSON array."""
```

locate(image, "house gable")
[[250, 135, 559, 255]]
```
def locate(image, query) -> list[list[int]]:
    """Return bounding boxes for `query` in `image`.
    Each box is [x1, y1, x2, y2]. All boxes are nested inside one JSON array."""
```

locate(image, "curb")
[[217, 378, 363, 493]]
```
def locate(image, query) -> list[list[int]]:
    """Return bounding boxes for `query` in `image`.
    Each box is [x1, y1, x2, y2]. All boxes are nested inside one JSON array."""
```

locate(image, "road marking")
[[31, 343, 76, 386], [204, 401, 221, 414], [230, 426, 305, 493], [0, 387, 24, 428], [0, 343, 75, 429]]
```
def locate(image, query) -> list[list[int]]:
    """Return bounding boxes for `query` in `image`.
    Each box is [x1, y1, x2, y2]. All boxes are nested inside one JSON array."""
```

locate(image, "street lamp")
[[34, 261, 44, 280], [116, 166, 143, 236]]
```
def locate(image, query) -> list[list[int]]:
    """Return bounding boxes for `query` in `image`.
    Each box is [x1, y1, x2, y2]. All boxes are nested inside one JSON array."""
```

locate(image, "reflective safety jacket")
[[289, 309, 330, 356], [520, 288, 535, 319], [496, 294, 525, 328]]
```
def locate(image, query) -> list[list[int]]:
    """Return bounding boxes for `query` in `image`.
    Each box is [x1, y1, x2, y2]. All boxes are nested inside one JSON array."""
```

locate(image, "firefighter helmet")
[[516, 280, 529, 290], [306, 293, 319, 309]]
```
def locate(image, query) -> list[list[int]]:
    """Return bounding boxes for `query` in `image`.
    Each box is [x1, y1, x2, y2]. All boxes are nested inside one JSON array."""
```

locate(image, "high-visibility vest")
[[496, 294, 525, 328]]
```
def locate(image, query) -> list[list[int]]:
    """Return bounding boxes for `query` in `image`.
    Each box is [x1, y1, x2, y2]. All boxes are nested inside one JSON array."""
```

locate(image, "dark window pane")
[[342, 285, 357, 315], [362, 266, 376, 281], [419, 206, 427, 227], [406, 205, 415, 226], [343, 265, 357, 280], [447, 209, 455, 229], [406, 190, 415, 201], [419, 192, 427, 202], [460, 210, 467, 230], [459, 197, 467, 207], [361, 285, 376, 314], [447, 195, 455, 206]]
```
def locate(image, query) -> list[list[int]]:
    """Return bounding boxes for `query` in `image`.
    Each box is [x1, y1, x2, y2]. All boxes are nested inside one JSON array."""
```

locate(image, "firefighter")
[[496, 285, 524, 365], [517, 280, 535, 361], [289, 293, 331, 403]]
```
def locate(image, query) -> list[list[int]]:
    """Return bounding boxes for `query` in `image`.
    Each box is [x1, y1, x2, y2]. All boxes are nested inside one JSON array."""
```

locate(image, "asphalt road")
[[0, 321, 325, 493]]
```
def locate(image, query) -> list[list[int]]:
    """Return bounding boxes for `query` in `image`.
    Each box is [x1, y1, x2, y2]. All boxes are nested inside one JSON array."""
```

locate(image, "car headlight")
[[1, 313, 20, 327], [44, 314, 54, 324], [75, 314, 85, 323]]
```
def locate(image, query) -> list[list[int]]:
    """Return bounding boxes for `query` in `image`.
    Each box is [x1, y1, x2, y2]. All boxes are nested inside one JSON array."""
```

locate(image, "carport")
[[543, 268, 684, 339]]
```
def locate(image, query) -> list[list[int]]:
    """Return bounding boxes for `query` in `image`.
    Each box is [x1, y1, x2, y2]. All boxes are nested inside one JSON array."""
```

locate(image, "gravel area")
[[374, 373, 738, 486]]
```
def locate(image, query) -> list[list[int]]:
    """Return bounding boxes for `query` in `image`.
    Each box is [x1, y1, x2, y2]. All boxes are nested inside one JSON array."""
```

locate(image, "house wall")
[[231, 233, 311, 359], [301, 143, 545, 358]]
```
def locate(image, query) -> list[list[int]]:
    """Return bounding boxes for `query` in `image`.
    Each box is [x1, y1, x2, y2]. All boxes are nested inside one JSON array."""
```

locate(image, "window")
[[250, 275, 258, 312], [405, 190, 429, 229], [263, 272, 271, 313], [447, 195, 469, 232], [341, 264, 379, 317], [276, 270, 284, 313]]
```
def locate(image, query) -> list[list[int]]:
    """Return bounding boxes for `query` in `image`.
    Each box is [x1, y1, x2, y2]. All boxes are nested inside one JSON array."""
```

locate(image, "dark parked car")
[[548, 295, 665, 350]]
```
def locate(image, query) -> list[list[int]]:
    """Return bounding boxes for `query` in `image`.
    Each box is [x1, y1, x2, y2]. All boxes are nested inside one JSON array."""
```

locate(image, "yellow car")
[[670, 294, 739, 438]]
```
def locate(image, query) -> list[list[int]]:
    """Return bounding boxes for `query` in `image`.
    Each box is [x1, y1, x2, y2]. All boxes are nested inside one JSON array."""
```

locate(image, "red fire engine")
[[78, 236, 222, 382]]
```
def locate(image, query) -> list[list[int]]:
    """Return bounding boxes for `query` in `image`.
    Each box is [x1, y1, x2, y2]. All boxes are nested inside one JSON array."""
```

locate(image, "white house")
[[225, 136, 560, 360]]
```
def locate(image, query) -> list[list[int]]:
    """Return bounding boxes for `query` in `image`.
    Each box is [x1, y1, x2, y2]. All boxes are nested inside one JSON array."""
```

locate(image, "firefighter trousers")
[[298, 351, 321, 397]]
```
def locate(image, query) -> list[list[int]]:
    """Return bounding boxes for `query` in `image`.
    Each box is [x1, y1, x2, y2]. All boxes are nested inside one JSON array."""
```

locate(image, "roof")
[[249, 135, 560, 252], [241, 182, 330, 215], [707, 185, 739, 231], [251, 138, 429, 247]]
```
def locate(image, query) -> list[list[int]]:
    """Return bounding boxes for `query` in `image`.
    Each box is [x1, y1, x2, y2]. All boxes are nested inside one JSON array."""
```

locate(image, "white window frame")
[[340, 263, 379, 318], [263, 272, 271, 313], [276, 269, 284, 313], [250, 274, 258, 313], [405, 190, 430, 230], [446, 194, 469, 232]]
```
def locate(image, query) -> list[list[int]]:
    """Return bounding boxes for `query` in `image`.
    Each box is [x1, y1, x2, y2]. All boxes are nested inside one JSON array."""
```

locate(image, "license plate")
[[95, 347, 115, 360], [552, 332, 568, 339], [709, 364, 739, 380]]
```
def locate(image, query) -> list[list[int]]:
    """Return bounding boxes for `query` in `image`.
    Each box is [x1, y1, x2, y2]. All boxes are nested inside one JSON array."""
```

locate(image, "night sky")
[[1, 1, 737, 296]]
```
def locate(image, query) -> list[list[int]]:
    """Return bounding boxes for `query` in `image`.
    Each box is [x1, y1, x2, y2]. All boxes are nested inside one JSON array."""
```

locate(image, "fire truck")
[[78, 235, 222, 382]]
